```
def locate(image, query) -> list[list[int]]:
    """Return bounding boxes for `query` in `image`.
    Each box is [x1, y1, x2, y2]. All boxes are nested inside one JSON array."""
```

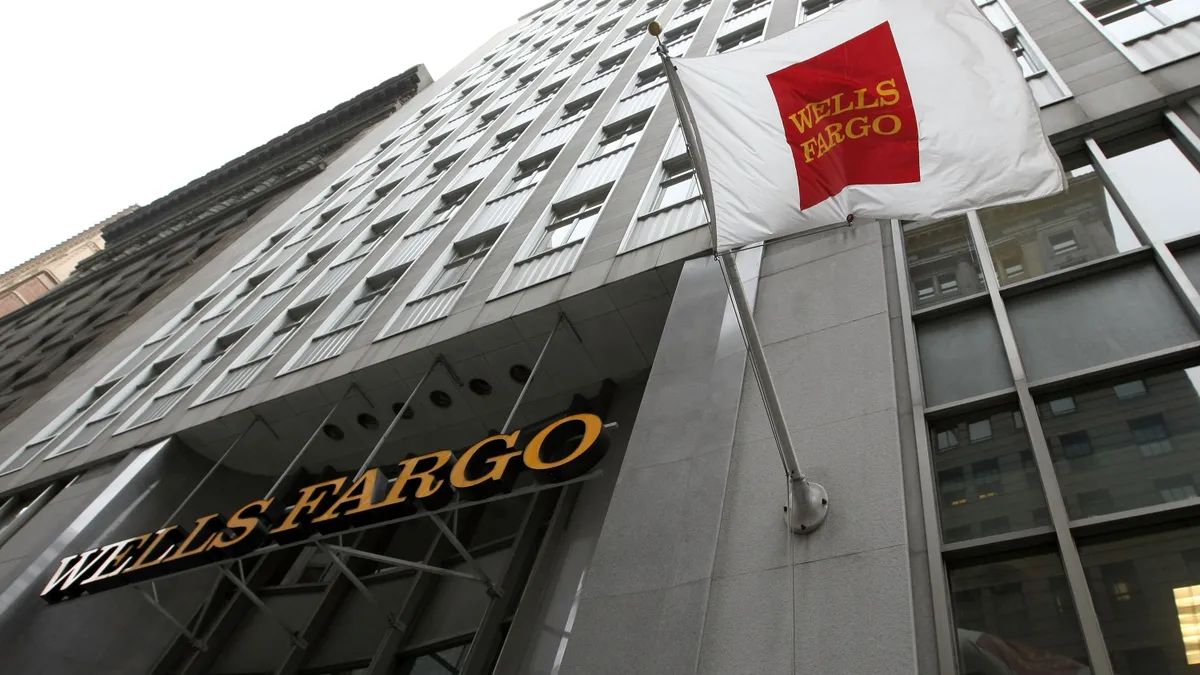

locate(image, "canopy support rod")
[[325, 544, 487, 584], [315, 541, 406, 631]]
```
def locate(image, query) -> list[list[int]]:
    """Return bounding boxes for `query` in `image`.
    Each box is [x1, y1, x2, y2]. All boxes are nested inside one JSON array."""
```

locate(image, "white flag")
[[670, 0, 1065, 251]]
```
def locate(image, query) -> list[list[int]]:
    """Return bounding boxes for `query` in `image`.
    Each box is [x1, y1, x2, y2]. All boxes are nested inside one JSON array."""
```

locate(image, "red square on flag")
[[767, 22, 920, 210]]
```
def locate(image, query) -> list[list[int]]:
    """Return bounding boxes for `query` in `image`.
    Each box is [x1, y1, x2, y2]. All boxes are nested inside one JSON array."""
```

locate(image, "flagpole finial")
[[647, 20, 663, 37]]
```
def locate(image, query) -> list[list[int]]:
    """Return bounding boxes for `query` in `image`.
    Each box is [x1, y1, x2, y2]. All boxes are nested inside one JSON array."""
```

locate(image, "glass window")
[[427, 237, 495, 294], [1106, 137, 1200, 243], [949, 553, 1089, 670], [509, 156, 553, 192], [932, 407, 1049, 544], [979, 164, 1141, 285], [935, 428, 960, 452], [1115, 380, 1149, 399], [531, 199, 604, 255], [969, 419, 993, 442], [903, 216, 985, 309], [716, 28, 764, 52], [1050, 397, 1078, 416], [653, 161, 700, 210], [594, 119, 645, 158], [1038, 365, 1200, 519], [1080, 526, 1200, 673]]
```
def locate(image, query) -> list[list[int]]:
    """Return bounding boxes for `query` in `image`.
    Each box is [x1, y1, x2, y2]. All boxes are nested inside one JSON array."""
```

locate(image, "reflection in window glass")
[[1108, 138, 1200, 243], [980, 165, 1141, 286], [950, 553, 1089, 671], [903, 216, 985, 309], [1038, 365, 1200, 520], [1080, 527, 1200, 673], [931, 407, 1049, 544]]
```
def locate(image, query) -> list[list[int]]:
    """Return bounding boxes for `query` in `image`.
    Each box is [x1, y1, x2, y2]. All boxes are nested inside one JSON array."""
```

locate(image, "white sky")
[[0, 0, 545, 273]]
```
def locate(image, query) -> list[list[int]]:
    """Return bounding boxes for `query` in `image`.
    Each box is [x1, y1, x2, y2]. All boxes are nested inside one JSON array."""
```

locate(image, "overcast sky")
[[0, 0, 544, 273]]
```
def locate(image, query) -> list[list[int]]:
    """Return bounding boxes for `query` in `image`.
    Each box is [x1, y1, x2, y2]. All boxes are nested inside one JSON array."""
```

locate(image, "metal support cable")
[[315, 542, 406, 631], [160, 415, 261, 529], [502, 315, 564, 434], [266, 383, 364, 500], [353, 357, 442, 482]]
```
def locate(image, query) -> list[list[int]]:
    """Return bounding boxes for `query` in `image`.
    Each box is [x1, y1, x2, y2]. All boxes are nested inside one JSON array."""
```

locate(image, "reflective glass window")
[[1107, 138, 1200, 243], [932, 406, 1049, 544], [949, 553, 1089, 670], [1037, 365, 1200, 520], [903, 216, 985, 309], [979, 165, 1141, 286], [1080, 527, 1200, 673]]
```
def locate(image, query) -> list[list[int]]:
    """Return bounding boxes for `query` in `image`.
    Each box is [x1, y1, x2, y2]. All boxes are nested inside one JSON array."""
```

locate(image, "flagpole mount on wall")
[[652, 19, 828, 535]]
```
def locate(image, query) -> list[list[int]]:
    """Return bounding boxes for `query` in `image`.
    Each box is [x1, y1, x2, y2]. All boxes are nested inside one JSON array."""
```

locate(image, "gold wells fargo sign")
[[41, 413, 610, 604]]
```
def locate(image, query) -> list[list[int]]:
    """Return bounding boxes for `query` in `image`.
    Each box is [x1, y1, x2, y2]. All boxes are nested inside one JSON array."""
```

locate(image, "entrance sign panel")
[[41, 413, 610, 604]]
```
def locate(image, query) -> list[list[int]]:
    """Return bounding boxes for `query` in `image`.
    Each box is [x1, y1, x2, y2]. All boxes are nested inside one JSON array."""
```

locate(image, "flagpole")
[[651, 23, 828, 534]]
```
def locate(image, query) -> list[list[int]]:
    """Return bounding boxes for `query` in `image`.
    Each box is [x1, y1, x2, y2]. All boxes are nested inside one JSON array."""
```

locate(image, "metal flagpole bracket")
[[654, 21, 828, 535], [719, 251, 828, 535]]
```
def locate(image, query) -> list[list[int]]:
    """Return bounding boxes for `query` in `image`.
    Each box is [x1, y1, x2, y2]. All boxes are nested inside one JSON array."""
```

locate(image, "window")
[[530, 198, 604, 255], [980, 164, 1140, 285], [509, 155, 554, 192], [903, 216, 985, 308], [1114, 379, 1148, 399], [972, 459, 1002, 496], [1079, 0, 1200, 43], [1106, 136, 1200, 242], [593, 118, 645, 157], [632, 66, 666, 93], [1129, 414, 1173, 456], [1049, 397, 1077, 416], [800, 0, 845, 21], [1078, 489, 1113, 516], [247, 309, 311, 363], [939, 467, 967, 509], [426, 237, 496, 295], [420, 193, 470, 231], [716, 28, 764, 52], [1001, 255, 1026, 281], [333, 278, 396, 331], [1049, 230, 1080, 256], [1013, 411, 1025, 429], [935, 428, 959, 451], [949, 554, 1088, 666], [968, 419, 993, 442], [1059, 431, 1094, 459], [1155, 475, 1197, 502], [652, 160, 700, 210], [730, 0, 769, 14]]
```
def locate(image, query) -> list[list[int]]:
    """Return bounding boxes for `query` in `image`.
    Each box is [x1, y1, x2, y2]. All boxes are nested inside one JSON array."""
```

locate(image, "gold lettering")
[[81, 536, 148, 585], [124, 527, 179, 576], [314, 470, 386, 521], [876, 79, 900, 106], [209, 499, 274, 551], [873, 114, 902, 136], [831, 92, 853, 117], [269, 479, 346, 535], [524, 414, 604, 471], [855, 88, 881, 110], [846, 116, 870, 139], [162, 514, 223, 563], [451, 431, 523, 489], [815, 132, 831, 159], [788, 111, 809, 134], [802, 138, 818, 163], [826, 122, 845, 148], [813, 99, 829, 122]]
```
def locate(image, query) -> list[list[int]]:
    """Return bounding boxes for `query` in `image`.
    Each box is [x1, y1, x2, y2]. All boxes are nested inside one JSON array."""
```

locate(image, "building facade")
[[0, 206, 137, 319], [1, 0, 1200, 673]]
